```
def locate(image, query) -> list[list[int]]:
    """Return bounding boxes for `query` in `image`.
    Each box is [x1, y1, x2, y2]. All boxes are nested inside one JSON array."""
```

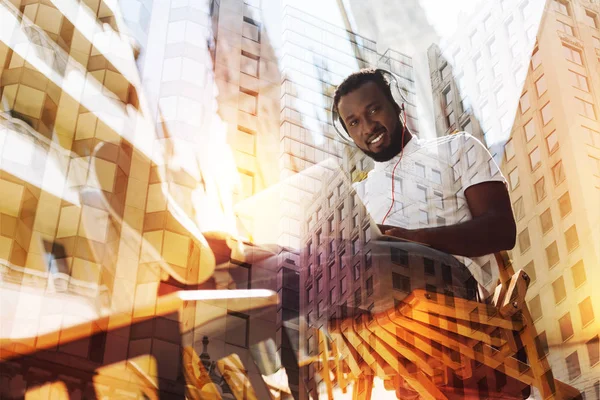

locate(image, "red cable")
[[381, 107, 407, 226]]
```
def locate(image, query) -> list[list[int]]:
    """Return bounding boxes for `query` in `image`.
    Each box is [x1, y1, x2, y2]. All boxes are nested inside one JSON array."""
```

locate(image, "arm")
[[381, 181, 516, 257]]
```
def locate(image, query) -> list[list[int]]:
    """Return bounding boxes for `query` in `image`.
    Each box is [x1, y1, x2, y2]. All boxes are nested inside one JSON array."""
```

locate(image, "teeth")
[[370, 133, 384, 144]]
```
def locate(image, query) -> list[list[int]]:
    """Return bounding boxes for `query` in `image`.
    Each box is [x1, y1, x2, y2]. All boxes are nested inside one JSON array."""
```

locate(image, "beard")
[[358, 121, 405, 163]]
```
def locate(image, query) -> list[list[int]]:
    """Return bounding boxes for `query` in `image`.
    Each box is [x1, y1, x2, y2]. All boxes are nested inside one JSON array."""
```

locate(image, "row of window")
[[535, 331, 598, 383], [519, 222, 579, 264], [552, 0, 599, 31], [508, 157, 565, 192], [530, 293, 594, 340]]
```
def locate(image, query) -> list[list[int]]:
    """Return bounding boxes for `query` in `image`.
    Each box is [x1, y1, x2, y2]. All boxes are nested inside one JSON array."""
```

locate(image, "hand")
[[378, 224, 423, 243]]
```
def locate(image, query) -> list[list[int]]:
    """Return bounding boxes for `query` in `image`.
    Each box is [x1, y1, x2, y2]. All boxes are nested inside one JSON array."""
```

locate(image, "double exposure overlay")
[[0, 0, 599, 399]]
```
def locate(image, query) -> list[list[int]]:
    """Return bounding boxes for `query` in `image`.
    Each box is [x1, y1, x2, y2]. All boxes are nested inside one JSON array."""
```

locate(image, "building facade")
[[428, 0, 600, 397]]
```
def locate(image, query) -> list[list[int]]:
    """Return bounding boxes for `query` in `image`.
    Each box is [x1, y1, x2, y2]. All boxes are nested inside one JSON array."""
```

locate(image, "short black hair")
[[332, 68, 400, 133]]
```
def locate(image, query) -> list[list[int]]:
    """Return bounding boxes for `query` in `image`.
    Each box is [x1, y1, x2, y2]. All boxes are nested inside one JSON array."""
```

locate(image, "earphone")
[[381, 103, 407, 226]]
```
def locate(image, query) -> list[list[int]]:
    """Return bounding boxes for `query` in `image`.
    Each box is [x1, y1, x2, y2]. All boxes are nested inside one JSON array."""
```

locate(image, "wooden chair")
[[305, 252, 583, 400]]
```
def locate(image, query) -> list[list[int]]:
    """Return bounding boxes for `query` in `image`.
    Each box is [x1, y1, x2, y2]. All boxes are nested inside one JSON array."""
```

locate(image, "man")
[[333, 68, 516, 299], [327, 68, 530, 399]]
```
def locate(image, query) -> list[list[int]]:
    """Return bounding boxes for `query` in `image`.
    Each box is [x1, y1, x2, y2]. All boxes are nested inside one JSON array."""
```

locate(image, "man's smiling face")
[[337, 80, 406, 162]]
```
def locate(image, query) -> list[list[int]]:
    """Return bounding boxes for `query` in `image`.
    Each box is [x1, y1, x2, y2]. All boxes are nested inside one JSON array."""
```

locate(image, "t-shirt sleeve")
[[452, 133, 506, 191]]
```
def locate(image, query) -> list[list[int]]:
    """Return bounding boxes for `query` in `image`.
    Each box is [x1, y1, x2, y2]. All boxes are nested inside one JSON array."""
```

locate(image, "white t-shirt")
[[353, 132, 507, 296]]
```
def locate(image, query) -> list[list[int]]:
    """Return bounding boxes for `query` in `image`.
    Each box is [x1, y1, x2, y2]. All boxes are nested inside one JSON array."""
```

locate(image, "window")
[[317, 299, 324, 318], [584, 10, 598, 28], [495, 88, 505, 105], [424, 258, 435, 276], [565, 225, 579, 252], [328, 217, 334, 233], [529, 295, 543, 321], [328, 262, 335, 279], [540, 208, 553, 234], [534, 177, 546, 203], [566, 351, 581, 381], [392, 272, 411, 292], [236, 125, 256, 155], [535, 331, 550, 359], [239, 88, 258, 115], [452, 161, 461, 182], [364, 227, 371, 243], [316, 252, 322, 266], [391, 248, 408, 266], [570, 260, 586, 289], [329, 286, 336, 304], [339, 250, 346, 269], [553, 0, 570, 15], [513, 197, 525, 221], [307, 241, 313, 256], [354, 288, 361, 306], [552, 161, 565, 185], [307, 264, 313, 277], [519, 228, 531, 253], [559, 192, 572, 217], [417, 186, 427, 202], [338, 204, 345, 220], [316, 230, 322, 245], [591, 156, 600, 176], [505, 139, 515, 160], [570, 71, 589, 91], [587, 336, 599, 366], [531, 47, 542, 69], [560, 312, 574, 342], [443, 87, 453, 106], [241, 51, 259, 77], [535, 75, 547, 97], [523, 261, 536, 284], [415, 163, 426, 178], [352, 214, 358, 228], [225, 312, 249, 348], [365, 250, 372, 269], [474, 54, 483, 72], [467, 146, 477, 168], [366, 276, 373, 296], [552, 276, 567, 304], [541, 103, 553, 125], [546, 241, 560, 268], [352, 237, 359, 255], [509, 167, 519, 190], [419, 210, 429, 225], [519, 92, 531, 113], [238, 170, 254, 197], [575, 98, 596, 119], [340, 228, 345, 241], [524, 119, 536, 141], [579, 297, 595, 326], [492, 63, 502, 78], [242, 16, 260, 42], [328, 194, 334, 208], [488, 38, 497, 57], [432, 169, 442, 184], [446, 110, 455, 128], [316, 275, 323, 293], [450, 138, 460, 155], [440, 63, 451, 80], [546, 131, 559, 154], [584, 126, 600, 148], [353, 262, 360, 281], [340, 275, 347, 294], [563, 45, 582, 65], [434, 191, 444, 210], [529, 147, 541, 170], [558, 21, 574, 36]]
